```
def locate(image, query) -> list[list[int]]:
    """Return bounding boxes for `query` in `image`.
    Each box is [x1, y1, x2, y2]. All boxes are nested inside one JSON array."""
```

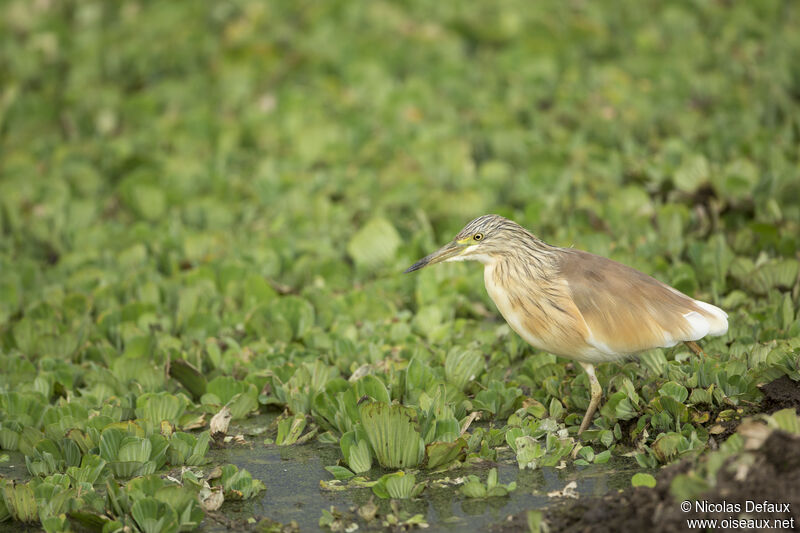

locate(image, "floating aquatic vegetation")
[[0, 480, 37, 523], [359, 402, 425, 470], [340, 428, 373, 473], [210, 464, 266, 500], [25, 437, 81, 476], [460, 468, 516, 498], [444, 346, 484, 391], [99, 427, 168, 479], [202, 376, 259, 420], [135, 392, 190, 427], [425, 438, 468, 470], [167, 358, 207, 400], [371, 471, 426, 499], [472, 381, 523, 419], [167, 431, 210, 466], [275, 413, 317, 445]]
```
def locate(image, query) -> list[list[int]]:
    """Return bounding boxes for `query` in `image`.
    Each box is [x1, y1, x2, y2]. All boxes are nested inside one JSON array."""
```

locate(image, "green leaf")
[[548, 398, 565, 420], [276, 414, 308, 446], [125, 184, 167, 221], [372, 471, 424, 500], [769, 408, 800, 434], [99, 429, 125, 462], [324, 466, 355, 481], [425, 438, 466, 469], [515, 436, 545, 470], [359, 402, 424, 469], [745, 259, 799, 295], [212, 464, 266, 500], [631, 473, 657, 488], [527, 510, 545, 533], [354, 375, 391, 404], [715, 158, 759, 200], [272, 296, 315, 340], [0, 480, 38, 523], [131, 497, 179, 533], [118, 438, 152, 463], [444, 347, 484, 391], [347, 218, 402, 269], [659, 381, 689, 403], [459, 478, 486, 498], [674, 154, 709, 193], [459, 468, 515, 498], [168, 359, 207, 400], [136, 392, 188, 426]]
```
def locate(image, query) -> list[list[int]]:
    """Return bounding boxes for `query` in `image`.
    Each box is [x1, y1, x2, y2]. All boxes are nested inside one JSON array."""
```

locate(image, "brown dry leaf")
[[547, 480, 578, 499], [460, 411, 480, 435], [210, 406, 232, 439], [357, 496, 378, 522], [199, 485, 224, 512], [708, 424, 727, 435], [207, 466, 223, 480], [348, 363, 372, 382], [182, 413, 207, 430]]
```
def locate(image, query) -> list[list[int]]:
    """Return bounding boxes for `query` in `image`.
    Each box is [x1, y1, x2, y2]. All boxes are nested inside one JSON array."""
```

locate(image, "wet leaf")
[[631, 473, 657, 488]]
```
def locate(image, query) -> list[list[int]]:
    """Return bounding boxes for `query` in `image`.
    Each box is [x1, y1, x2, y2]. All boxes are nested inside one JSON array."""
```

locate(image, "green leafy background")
[[1, 0, 799, 530]]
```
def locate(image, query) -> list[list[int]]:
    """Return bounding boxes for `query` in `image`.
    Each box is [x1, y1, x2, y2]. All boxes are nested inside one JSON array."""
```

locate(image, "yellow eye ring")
[[473, 233, 484, 241]]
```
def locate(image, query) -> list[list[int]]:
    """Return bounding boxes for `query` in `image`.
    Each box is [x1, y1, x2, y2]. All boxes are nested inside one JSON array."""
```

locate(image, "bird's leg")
[[578, 362, 602, 435], [684, 341, 706, 358]]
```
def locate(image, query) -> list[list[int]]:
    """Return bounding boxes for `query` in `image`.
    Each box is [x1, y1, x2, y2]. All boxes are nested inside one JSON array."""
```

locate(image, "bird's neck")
[[494, 237, 559, 279]]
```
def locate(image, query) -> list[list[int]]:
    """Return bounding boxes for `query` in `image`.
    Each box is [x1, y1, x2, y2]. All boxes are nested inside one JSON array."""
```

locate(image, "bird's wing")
[[557, 249, 728, 356]]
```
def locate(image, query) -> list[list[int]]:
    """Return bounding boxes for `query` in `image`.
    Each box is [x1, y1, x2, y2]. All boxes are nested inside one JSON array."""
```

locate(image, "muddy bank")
[[495, 428, 800, 533], [760, 376, 800, 414]]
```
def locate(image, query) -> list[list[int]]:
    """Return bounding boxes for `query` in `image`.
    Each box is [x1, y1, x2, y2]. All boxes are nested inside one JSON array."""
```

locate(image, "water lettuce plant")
[[99, 427, 169, 479], [104, 474, 205, 533], [274, 413, 317, 446], [339, 428, 373, 474], [1, 0, 799, 530], [460, 468, 517, 498], [372, 471, 426, 500], [209, 464, 266, 500], [360, 402, 426, 470], [167, 431, 210, 466], [201, 377, 259, 420], [135, 392, 190, 428], [0, 480, 37, 524]]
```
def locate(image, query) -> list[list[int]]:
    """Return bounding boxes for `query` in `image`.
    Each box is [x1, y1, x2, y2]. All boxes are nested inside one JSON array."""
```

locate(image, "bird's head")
[[405, 214, 527, 273]]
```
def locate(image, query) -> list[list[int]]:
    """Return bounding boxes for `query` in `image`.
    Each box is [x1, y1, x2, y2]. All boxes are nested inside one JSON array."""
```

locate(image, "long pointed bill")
[[404, 241, 465, 273]]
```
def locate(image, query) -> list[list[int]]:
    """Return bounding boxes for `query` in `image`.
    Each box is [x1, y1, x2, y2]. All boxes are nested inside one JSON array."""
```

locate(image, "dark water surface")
[[0, 422, 645, 532], [203, 441, 642, 532]]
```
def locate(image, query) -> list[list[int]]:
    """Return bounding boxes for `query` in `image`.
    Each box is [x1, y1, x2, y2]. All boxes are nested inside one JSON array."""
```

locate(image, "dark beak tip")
[[404, 259, 427, 273]]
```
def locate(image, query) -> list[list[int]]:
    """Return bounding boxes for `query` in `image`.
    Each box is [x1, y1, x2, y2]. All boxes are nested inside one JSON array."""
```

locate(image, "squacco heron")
[[405, 214, 728, 435]]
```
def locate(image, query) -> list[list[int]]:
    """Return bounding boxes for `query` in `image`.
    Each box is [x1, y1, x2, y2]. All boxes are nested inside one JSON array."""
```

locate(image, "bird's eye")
[[473, 233, 484, 241]]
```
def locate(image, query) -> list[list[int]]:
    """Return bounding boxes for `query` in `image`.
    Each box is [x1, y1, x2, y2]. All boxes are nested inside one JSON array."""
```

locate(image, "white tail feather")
[[682, 311, 712, 340], [693, 300, 729, 336]]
